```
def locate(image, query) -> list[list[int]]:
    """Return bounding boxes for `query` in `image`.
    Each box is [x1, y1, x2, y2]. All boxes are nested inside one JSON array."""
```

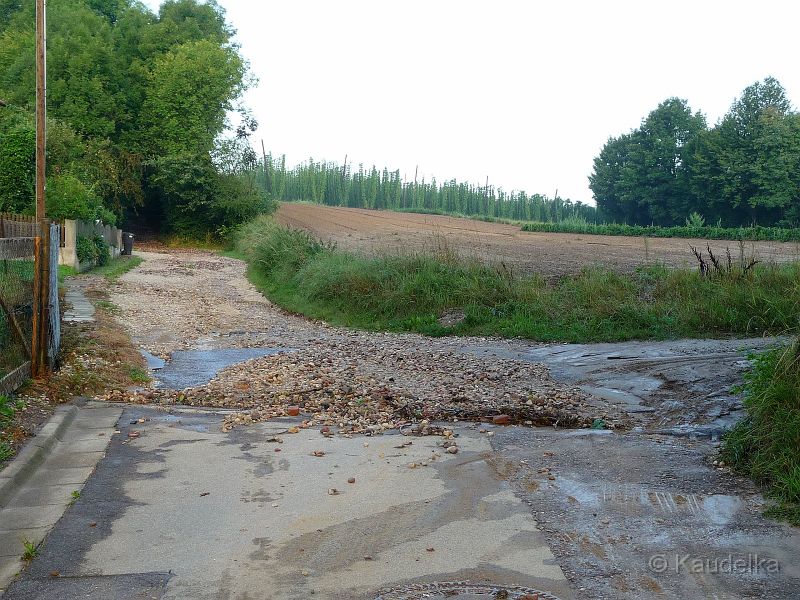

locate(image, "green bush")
[[46, 172, 116, 224], [147, 155, 274, 238], [76, 236, 96, 264], [76, 234, 111, 266], [92, 235, 110, 266]]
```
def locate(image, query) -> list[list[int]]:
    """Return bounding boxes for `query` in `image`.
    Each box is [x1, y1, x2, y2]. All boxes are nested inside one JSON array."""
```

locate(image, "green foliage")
[[237, 218, 800, 342], [722, 343, 800, 525], [46, 172, 103, 222], [0, 127, 35, 212], [685, 212, 705, 228], [590, 98, 706, 225], [0, 394, 24, 427], [76, 234, 111, 266], [520, 221, 800, 242], [147, 153, 270, 236], [91, 255, 142, 280], [93, 234, 111, 266], [22, 539, 38, 561], [139, 40, 245, 157], [593, 78, 800, 228], [0, 0, 253, 233], [127, 365, 150, 383], [76, 236, 97, 264]]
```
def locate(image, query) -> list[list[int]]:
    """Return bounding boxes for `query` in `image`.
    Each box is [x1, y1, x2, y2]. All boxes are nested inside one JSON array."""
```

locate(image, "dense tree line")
[[0, 0, 265, 234], [591, 78, 800, 227], [259, 155, 598, 223]]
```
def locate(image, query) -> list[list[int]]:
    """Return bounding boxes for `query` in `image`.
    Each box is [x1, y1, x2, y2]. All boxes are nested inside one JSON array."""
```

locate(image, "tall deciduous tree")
[[688, 77, 799, 225], [139, 39, 245, 157], [590, 98, 705, 225]]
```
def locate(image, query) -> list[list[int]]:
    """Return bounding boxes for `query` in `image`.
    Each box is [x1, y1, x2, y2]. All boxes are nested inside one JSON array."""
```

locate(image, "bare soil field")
[[276, 203, 800, 277]]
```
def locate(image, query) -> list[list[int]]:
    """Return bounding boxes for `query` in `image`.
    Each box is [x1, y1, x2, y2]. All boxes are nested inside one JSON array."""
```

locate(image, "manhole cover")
[[375, 581, 563, 600]]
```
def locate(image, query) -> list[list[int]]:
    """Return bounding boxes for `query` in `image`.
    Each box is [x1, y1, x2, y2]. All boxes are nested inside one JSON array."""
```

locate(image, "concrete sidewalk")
[[2, 405, 572, 600], [0, 401, 122, 592]]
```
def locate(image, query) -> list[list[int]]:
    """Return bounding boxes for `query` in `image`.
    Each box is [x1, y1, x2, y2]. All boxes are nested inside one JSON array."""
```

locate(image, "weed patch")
[[90, 256, 143, 281]]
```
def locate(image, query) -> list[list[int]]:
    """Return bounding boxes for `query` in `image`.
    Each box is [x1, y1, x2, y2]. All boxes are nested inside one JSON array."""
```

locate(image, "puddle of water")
[[140, 350, 166, 370], [155, 413, 210, 433], [155, 348, 288, 390], [702, 494, 743, 525]]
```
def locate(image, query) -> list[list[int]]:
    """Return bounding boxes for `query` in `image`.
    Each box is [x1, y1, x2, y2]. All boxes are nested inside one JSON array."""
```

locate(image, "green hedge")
[[520, 221, 800, 242]]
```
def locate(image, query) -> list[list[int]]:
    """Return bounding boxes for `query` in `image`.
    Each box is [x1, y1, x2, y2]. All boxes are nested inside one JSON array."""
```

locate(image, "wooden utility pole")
[[35, 0, 46, 221], [260, 139, 269, 195], [32, 0, 48, 376]]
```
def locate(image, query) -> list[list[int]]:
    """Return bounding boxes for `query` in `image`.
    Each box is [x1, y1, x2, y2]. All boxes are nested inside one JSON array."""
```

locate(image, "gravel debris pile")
[[101, 249, 626, 435], [102, 339, 609, 435]]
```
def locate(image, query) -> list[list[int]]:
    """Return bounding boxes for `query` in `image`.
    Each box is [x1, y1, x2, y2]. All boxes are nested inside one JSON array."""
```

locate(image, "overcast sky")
[[143, 0, 799, 203]]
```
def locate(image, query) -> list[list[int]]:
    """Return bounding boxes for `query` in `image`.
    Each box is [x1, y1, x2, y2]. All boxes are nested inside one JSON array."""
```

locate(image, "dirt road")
[[6, 249, 798, 600], [276, 203, 800, 277]]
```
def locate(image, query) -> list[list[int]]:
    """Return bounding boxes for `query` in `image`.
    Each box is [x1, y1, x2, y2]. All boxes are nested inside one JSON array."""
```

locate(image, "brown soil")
[[276, 203, 800, 277]]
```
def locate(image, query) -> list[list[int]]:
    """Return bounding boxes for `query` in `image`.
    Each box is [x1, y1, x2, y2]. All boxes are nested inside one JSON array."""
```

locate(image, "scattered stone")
[[327, 488, 339, 495], [100, 250, 619, 437], [492, 414, 511, 425], [347, 477, 356, 484], [446, 446, 459, 454]]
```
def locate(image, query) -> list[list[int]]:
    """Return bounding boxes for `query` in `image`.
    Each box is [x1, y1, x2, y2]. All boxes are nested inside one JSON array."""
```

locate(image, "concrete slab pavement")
[[4, 405, 572, 600], [62, 281, 95, 324], [0, 401, 123, 593]]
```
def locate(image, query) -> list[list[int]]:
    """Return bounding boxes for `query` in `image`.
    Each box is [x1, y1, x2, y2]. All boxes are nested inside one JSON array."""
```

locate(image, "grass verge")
[[84, 255, 143, 281], [722, 342, 800, 525], [235, 216, 800, 342]]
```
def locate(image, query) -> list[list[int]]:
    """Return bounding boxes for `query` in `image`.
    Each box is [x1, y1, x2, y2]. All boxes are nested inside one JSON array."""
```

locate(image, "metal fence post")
[[31, 234, 42, 377]]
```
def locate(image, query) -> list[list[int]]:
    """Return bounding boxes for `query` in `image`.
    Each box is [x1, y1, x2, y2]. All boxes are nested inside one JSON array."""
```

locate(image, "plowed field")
[[276, 203, 800, 277]]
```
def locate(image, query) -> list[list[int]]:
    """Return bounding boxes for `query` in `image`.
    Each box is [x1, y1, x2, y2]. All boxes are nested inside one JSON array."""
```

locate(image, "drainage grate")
[[375, 581, 563, 600]]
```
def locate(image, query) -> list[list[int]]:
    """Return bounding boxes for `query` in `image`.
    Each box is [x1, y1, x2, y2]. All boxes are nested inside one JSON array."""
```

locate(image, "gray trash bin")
[[122, 232, 134, 256]]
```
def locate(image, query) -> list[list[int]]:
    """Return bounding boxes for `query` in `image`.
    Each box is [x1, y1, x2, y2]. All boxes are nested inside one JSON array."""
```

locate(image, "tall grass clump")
[[236, 216, 516, 331], [235, 218, 800, 341], [722, 342, 800, 525]]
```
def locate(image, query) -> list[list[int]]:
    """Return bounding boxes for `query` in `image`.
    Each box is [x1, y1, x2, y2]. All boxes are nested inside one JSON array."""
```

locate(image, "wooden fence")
[[0, 213, 60, 393], [0, 213, 41, 239]]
